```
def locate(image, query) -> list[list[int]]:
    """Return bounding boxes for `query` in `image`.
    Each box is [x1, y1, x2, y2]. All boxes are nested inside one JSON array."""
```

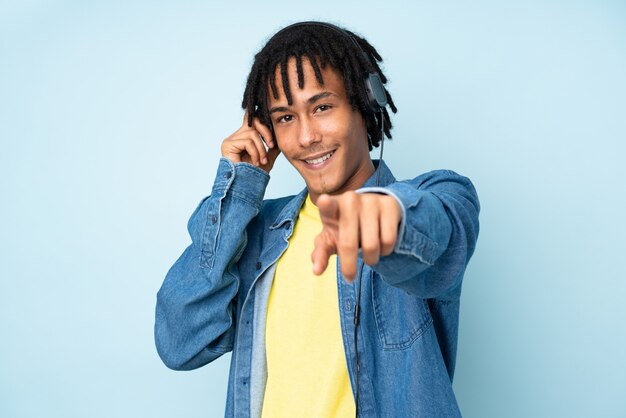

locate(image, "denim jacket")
[[155, 158, 480, 417]]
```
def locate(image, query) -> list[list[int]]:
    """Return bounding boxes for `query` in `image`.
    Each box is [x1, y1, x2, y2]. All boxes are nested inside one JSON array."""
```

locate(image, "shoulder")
[[402, 169, 474, 187], [394, 169, 478, 197], [375, 161, 475, 192], [382, 168, 479, 216]]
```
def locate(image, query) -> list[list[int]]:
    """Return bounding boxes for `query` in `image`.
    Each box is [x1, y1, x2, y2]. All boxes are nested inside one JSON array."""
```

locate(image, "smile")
[[304, 151, 335, 166]]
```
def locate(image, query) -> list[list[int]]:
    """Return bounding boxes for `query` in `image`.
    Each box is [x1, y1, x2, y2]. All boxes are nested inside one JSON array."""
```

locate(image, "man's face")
[[268, 57, 374, 203]]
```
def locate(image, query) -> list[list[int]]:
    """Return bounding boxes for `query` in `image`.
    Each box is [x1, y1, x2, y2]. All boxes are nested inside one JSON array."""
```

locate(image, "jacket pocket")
[[371, 271, 432, 350]]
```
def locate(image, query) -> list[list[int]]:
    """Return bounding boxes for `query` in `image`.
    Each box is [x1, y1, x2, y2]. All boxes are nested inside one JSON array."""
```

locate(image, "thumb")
[[261, 146, 281, 173], [266, 145, 281, 164], [316, 194, 339, 224]]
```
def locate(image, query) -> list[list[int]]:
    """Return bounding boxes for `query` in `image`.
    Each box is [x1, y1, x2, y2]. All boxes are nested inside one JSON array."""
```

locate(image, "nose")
[[298, 116, 321, 147]]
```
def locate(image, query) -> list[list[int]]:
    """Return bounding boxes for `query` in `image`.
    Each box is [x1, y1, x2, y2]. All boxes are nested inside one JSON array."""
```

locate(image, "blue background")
[[1, 1, 625, 417]]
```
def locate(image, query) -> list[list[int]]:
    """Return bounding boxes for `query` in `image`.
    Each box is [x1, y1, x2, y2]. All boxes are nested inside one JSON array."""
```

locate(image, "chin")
[[307, 178, 341, 196]]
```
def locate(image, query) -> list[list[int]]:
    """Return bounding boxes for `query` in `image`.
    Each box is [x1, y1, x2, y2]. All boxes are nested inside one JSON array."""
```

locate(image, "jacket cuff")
[[211, 158, 270, 208], [377, 182, 451, 267]]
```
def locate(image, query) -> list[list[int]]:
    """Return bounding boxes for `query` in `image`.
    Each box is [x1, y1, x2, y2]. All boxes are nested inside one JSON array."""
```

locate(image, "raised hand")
[[221, 112, 281, 173], [311, 191, 402, 282]]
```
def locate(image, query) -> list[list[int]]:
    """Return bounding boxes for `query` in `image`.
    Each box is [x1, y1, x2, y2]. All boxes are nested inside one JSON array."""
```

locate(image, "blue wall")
[[1, 1, 625, 417]]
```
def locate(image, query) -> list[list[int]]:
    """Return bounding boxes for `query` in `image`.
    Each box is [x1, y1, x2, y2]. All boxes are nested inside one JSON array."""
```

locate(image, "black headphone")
[[269, 21, 388, 112]]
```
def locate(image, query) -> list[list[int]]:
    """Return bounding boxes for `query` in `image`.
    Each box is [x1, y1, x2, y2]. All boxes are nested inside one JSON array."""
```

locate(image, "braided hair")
[[241, 21, 397, 150]]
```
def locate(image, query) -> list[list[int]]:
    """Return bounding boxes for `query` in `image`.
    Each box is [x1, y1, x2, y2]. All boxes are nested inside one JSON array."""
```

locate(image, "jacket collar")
[[362, 158, 396, 188], [270, 159, 395, 230]]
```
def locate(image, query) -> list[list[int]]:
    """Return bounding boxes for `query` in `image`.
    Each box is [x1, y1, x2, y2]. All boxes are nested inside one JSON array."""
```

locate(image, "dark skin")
[[221, 58, 401, 281]]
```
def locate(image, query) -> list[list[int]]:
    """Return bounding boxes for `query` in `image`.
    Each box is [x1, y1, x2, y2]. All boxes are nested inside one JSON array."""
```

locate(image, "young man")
[[155, 21, 479, 417]]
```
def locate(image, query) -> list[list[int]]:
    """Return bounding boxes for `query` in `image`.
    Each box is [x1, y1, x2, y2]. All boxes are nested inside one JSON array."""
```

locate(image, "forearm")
[[372, 170, 480, 299], [154, 158, 269, 370]]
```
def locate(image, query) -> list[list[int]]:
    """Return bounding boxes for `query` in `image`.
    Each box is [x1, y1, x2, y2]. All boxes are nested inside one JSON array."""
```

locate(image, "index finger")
[[336, 193, 360, 280], [242, 111, 252, 127], [253, 118, 275, 149], [317, 194, 339, 225]]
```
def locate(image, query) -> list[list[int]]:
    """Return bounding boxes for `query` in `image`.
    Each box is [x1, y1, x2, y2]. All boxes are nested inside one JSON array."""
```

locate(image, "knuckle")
[[342, 191, 359, 207], [381, 234, 396, 248], [363, 253, 380, 265], [361, 240, 379, 254], [342, 266, 356, 278], [338, 241, 357, 253], [338, 233, 357, 247], [384, 197, 400, 215], [381, 240, 396, 255], [362, 193, 376, 205]]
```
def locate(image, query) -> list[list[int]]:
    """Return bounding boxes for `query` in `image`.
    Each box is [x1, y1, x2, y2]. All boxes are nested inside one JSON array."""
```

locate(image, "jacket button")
[[224, 171, 232, 179], [256, 262, 262, 270], [211, 215, 217, 224], [345, 301, 352, 312]]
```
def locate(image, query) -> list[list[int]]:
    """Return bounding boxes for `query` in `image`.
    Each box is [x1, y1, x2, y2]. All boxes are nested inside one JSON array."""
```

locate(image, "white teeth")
[[305, 151, 334, 165]]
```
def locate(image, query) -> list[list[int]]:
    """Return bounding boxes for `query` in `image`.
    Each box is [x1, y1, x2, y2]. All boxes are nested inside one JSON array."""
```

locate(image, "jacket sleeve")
[[154, 158, 269, 370], [369, 169, 480, 300]]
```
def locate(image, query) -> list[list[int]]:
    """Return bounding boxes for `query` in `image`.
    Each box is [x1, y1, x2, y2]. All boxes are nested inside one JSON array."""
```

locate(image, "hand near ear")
[[221, 112, 280, 173], [311, 191, 402, 282]]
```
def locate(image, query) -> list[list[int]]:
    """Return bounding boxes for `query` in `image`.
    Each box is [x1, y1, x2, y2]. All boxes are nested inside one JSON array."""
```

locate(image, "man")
[[155, 21, 479, 418]]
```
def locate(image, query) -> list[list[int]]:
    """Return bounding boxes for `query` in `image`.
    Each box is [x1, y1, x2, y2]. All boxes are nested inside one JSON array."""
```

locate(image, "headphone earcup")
[[365, 73, 387, 111]]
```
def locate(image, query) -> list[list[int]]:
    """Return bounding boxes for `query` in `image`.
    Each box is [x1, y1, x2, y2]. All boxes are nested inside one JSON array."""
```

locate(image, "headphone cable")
[[354, 110, 385, 417]]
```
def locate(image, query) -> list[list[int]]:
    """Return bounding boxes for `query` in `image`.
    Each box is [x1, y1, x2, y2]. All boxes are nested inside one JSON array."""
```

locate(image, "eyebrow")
[[269, 91, 337, 114]]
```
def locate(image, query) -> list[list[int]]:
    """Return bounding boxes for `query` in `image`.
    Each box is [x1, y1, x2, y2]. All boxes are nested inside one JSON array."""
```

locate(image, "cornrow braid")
[[241, 21, 397, 150]]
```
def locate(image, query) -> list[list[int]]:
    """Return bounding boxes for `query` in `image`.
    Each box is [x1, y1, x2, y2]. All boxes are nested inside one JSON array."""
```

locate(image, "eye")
[[315, 104, 332, 113], [276, 114, 294, 123]]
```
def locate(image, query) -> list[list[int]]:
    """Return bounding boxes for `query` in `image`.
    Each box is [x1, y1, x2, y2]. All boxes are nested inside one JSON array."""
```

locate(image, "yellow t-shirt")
[[261, 194, 355, 418]]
